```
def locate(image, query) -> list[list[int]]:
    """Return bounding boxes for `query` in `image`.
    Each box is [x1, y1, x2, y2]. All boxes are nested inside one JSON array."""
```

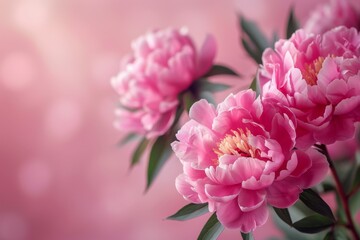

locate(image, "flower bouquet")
[[112, 0, 360, 239]]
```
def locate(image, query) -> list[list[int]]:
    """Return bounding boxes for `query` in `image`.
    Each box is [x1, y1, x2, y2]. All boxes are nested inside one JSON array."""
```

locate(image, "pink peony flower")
[[303, 0, 359, 34], [111, 27, 216, 138], [171, 90, 328, 233], [259, 27, 360, 148]]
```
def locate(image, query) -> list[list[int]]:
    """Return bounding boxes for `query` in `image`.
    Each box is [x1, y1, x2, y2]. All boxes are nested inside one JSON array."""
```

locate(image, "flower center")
[[301, 56, 325, 86], [214, 128, 259, 158]]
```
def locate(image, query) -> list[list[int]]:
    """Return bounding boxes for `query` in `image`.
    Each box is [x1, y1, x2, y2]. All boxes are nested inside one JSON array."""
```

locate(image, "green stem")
[[320, 144, 360, 240]]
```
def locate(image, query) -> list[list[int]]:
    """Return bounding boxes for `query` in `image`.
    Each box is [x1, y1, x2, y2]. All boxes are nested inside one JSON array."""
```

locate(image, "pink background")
[[0, 0, 355, 239]]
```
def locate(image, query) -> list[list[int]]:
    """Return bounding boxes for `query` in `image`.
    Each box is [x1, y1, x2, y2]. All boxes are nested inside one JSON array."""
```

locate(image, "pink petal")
[[196, 34, 217, 77], [217, 90, 256, 114], [205, 184, 241, 203], [189, 99, 216, 129], [295, 148, 329, 189], [290, 150, 312, 177], [314, 117, 355, 144], [326, 78, 349, 105], [175, 174, 202, 203], [237, 189, 266, 212], [317, 57, 340, 87], [266, 181, 301, 208], [334, 96, 360, 116], [216, 200, 269, 232], [242, 173, 275, 190], [144, 109, 176, 138]]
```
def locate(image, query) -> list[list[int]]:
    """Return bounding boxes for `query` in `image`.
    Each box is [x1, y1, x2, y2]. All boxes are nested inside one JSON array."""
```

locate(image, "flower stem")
[[320, 144, 360, 240]]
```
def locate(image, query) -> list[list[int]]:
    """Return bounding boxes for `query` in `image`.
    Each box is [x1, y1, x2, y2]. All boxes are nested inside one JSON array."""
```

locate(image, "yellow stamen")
[[214, 128, 259, 159], [301, 56, 325, 86]]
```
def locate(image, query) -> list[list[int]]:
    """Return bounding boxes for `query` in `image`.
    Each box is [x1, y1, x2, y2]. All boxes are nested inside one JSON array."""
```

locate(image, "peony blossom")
[[259, 27, 360, 148], [303, 0, 359, 34], [111, 27, 216, 138], [171, 90, 328, 233]]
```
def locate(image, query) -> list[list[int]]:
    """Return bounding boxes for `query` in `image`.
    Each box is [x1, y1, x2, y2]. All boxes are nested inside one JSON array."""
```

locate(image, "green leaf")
[[241, 232, 254, 240], [273, 207, 292, 226], [199, 91, 216, 105], [130, 138, 149, 168], [197, 78, 231, 93], [322, 182, 336, 193], [323, 226, 351, 240], [271, 31, 279, 48], [117, 133, 139, 146], [356, 150, 360, 164], [167, 203, 209, 221], [293, 215, 334, 234], [334, 159, 353, 190], [198, 213, 224, 240], [272, 206, 313, 240], [334, 226, 352, 240], [182, 91, 197, 113], [146, 134, 173, 191], [350, 185, 360, 213], [323, 231, 334, 240], [286, 7, 299, 39], [241, 38, 262, 64], [249, 77, 259, 95], [342, 164, 359, 194], [334, 190, 346, 223], [300, 189, 335, 221], [350, 166, 360, 194], [239, 16, 269, 53], [204, 64, 240, 77]]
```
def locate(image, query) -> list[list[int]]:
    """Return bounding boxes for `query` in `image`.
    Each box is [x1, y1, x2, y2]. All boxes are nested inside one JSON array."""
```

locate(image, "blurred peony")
[[259, 27, 360, 148], [171, 90, 328, 233], [303, 0, 359, 34], [111, 27, 216, 138]]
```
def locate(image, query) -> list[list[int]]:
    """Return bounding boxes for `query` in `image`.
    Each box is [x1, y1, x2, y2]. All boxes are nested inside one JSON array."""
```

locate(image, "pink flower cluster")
[[303, 0, 359, 34], [259, 27, 360, 148], [172, 90, 328, 232], [112, 28, 216, 138], [172, 27, 360, 232]]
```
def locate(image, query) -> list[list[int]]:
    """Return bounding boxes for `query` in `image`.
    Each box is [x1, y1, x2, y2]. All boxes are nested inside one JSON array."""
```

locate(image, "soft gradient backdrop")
[[0, 0, 353, 239]]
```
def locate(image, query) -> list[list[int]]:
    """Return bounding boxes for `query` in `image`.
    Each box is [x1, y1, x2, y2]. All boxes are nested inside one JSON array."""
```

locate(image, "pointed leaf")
[[323, 231, 335, 240], [117, 133, 139, 146], [146, 134, 173, 191], [350, 166, 360, 194], [333, 226, 351, 240], [323, 226, 351, 240], [204, 64, 240, 77], [273, 207, 292, 226], [293, 215, 334, 234], [286, 7, 299, 39], [197, 78, 231, 93], [241, 38, 262, 64], [198, 213, 224, 240], [356, 150, 360, 164], [249, 76, 260, 96], [241, 232, 254, 240], [167, 203, 209, 221], [199, 91, 216, 105], [322, 182, 336, 192], [182, 91, 197, 113], [130, 138, 149, 168], [350, 185, 360, 213], [239, 16, 269, 53], [271, 32, 279, 48], [300, 189, 335, 220], [173, 102, 184, 127]]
